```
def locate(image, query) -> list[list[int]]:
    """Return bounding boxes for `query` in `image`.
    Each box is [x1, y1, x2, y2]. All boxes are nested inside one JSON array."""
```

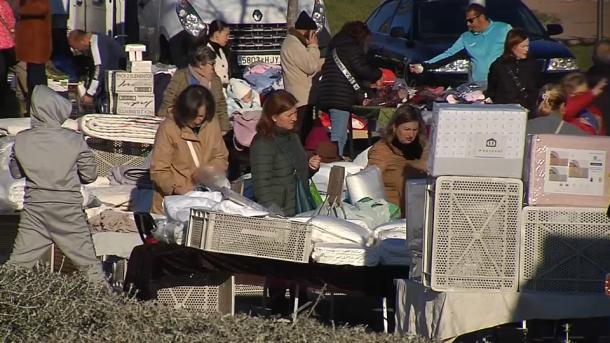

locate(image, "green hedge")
[[0, 266, 430, 342]]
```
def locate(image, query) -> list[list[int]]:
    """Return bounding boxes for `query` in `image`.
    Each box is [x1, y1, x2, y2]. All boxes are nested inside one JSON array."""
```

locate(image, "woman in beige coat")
[[368, 105, 428, 216], [150, 85, 229, 214], [157, 45, 230, 133], [280, 11, 322, 142]]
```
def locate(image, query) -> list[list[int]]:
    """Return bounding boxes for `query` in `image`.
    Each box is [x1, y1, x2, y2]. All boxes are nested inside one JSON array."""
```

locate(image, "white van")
[[137, 0, 330, 67]]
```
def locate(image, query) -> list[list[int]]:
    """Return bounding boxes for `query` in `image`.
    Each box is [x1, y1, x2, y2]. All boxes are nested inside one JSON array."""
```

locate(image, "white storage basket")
[[186, 209, 313, 263], [156, 273, 234, 315], [520, 206, 610, 293], [431, 176, 522, 292]]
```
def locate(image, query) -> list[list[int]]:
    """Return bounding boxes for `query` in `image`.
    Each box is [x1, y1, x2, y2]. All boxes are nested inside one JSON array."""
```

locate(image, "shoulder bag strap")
[[273, 136, 298, 173], [186, 141, 200, 168], [554, 121, 565, 134], [332, 48, 361, 93]]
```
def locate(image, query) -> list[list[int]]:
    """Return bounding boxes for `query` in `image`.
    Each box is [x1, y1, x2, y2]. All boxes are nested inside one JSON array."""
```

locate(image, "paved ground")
[[524, 0, 610, 39]]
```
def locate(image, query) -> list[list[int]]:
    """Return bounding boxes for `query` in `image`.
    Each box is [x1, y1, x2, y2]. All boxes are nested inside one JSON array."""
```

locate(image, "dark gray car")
[[366, 0, 578, 86]]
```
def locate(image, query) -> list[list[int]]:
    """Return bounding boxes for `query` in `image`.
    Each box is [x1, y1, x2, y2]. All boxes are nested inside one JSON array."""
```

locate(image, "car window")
[[415, 0, 546, 40], [487, 2, 546, 39], [416, 2, 464, 39], [390, 0, 414, 34], [366, 0, 400, 34]]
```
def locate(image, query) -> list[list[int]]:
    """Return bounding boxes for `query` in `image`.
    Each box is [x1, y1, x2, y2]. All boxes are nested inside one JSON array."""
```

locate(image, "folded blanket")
[[80, 114, 163, 144], [86, 207, 138, 233]]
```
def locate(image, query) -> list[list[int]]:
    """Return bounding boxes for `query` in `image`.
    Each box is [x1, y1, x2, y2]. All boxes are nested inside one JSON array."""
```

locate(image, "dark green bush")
[[0, 266, 430, 342]]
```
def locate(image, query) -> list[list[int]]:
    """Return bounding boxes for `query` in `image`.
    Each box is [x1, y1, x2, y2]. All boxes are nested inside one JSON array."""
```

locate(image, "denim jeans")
[[329, 108, 350, 157]]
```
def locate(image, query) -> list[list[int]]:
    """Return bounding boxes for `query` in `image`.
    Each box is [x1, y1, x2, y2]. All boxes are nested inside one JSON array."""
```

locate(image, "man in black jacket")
[[317, 21, 382, 157]]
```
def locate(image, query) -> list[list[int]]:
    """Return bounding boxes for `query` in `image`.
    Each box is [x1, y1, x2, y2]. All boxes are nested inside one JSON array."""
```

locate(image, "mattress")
[[311, 243, 379, 266], [526, 134, 610, 207], [428, 103, 526, 178]]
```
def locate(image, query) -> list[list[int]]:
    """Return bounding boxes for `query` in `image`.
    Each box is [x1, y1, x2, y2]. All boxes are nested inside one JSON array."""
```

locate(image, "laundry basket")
[[186, 210, 313, 263]]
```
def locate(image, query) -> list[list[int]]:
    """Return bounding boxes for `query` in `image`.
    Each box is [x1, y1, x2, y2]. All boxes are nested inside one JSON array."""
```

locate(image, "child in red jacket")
[[561, 72, 607, 135]]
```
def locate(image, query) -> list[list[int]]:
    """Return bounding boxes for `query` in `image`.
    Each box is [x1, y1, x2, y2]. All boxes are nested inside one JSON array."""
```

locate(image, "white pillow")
[[346, 165, 386, 203]]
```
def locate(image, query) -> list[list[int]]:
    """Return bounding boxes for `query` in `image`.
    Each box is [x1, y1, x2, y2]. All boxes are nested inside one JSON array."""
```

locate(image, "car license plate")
[[237, 54, 281, 66]]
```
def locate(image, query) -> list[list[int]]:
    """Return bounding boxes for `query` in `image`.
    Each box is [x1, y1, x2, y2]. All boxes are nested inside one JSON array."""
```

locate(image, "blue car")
[[366, 0, 578, 86]]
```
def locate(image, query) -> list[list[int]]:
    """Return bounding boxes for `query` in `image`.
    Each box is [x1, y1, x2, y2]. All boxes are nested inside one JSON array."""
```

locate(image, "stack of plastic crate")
[[407, 103, 527, 293], [520, 134, 610, 293]]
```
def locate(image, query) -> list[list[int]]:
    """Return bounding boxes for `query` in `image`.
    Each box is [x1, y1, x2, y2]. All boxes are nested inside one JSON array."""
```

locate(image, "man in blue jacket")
[[68, 29, 126, 110], [410, 3, 511, 88]]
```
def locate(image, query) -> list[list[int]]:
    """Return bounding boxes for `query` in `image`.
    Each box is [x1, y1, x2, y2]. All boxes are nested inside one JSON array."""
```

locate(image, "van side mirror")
[[546, 24, 563, 36], [390, 27, 407, 38]]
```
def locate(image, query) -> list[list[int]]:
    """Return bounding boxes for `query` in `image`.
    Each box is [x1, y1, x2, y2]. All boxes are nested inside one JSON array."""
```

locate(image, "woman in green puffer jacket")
[[250, 90, 321, 217]]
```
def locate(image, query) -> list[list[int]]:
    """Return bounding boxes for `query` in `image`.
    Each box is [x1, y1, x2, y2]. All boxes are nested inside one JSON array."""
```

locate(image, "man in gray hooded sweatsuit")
[[7, 85, 105, 285]]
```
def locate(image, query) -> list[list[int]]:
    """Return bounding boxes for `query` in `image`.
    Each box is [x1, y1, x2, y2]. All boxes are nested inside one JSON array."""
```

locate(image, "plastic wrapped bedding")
[[295, 201, 374, 230], [346, 165, 386, 203], [289, 215, 372, 246], [311, 243, 379, 266], [163, 191, 223, 223], [376, 238, 410, 266], [372, 219, 407, 241], [526, 134, 610, 207]]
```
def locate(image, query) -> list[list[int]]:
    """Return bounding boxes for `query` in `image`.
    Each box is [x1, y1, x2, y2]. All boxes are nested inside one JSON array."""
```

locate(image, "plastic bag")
[[355, 197, 400, 228]]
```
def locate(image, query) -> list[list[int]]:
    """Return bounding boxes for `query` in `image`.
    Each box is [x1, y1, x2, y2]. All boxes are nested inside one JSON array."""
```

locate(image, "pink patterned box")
[[527, 134, 610, 207]]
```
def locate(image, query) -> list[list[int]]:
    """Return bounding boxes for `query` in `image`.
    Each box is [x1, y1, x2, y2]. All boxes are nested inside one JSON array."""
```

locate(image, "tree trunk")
[[287, 0, 299, 28]]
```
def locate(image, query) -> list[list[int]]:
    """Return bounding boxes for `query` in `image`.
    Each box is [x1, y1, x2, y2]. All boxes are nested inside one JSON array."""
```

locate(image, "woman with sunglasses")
[[158, 45, 230, 134], [486, 29, 540, 117]]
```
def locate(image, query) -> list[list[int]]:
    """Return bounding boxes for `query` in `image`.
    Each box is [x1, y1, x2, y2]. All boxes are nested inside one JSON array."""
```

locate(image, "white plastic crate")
[[520, 207, 610, 293], [431, 176, 522, 292], [428, 104, 527, 178], [86, 137, 152, 177], [186, 210, 313, 263], [156, 274, 234, 314]]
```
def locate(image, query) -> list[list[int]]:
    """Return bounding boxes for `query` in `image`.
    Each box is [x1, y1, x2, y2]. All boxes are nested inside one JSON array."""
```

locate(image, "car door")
[[380, 0, 415, 68], [366, 0, 400, 67]]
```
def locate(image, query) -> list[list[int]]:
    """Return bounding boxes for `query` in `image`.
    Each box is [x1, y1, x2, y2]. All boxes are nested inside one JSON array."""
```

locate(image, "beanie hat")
[[294, 11, 318, 30], [227, 78, 253, 100]]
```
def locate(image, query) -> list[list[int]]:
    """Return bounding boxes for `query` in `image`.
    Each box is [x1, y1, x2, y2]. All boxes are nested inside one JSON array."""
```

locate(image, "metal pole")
[[598, 0, 605, 41]]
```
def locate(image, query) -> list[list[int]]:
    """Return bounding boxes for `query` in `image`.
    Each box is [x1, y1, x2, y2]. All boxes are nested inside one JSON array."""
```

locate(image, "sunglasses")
[[465, 14, 481, 24]]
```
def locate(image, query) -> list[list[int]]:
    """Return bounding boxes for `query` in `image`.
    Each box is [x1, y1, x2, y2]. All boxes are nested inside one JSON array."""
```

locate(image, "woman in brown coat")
[[157, 45, 230, 133], [15, 0, 51, 113], [368, 105, 428, 216], [150, 85, 229, 214]]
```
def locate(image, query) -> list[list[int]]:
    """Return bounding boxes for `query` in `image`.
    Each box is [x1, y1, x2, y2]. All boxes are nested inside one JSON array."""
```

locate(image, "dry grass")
[[0, 265, 431, 342]]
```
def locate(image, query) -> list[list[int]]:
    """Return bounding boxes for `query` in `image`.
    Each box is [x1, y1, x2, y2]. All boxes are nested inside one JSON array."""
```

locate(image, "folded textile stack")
[[80, 114, 162, 144], [311, 243, 379, 267], [86, 206, 138, 233]]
